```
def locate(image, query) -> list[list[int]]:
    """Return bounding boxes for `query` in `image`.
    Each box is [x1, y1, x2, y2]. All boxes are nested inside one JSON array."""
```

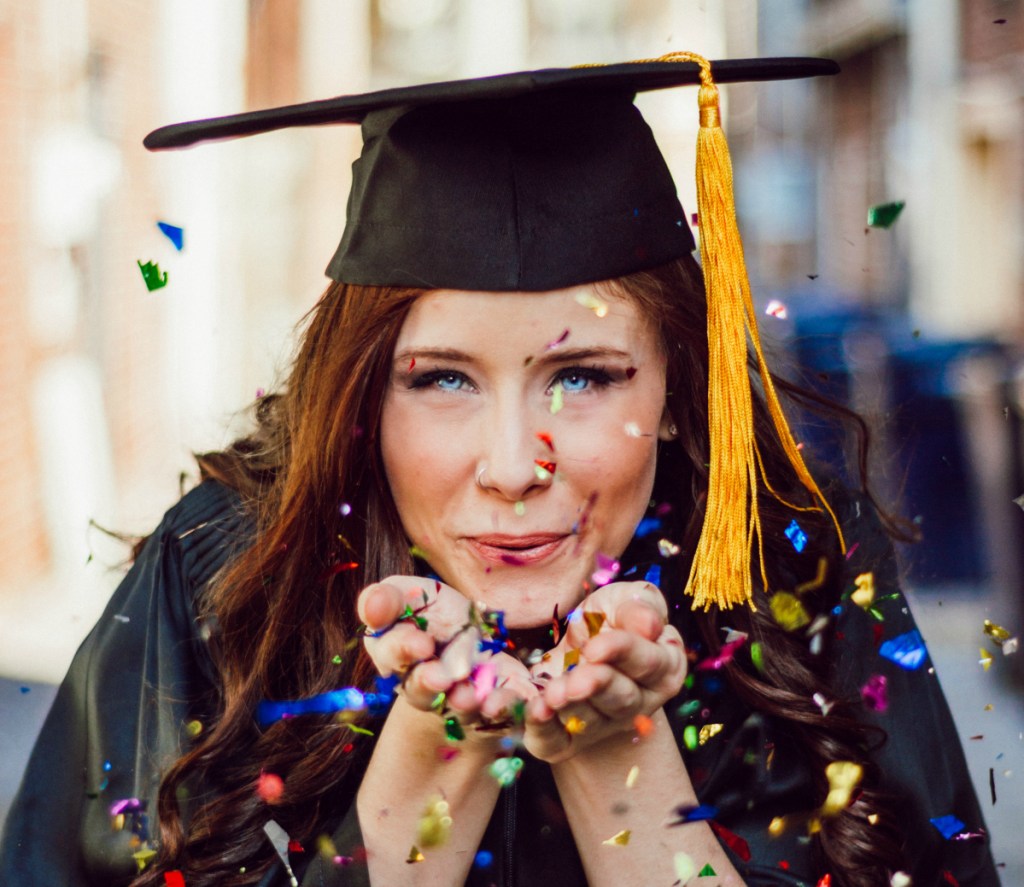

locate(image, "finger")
[[584, 628, 686, 690], [399, 659, 452, 710], [364, 621, 435, 677], [613, 597, 664, 641], [357, 581, 408, 630]]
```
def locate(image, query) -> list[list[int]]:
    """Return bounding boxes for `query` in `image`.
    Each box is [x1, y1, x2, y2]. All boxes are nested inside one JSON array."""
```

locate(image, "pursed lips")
[[463, 533, 569, 565]]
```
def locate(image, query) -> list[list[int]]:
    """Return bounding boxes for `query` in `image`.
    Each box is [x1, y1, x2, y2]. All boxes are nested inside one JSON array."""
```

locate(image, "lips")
[[466, 533, 568, 566]]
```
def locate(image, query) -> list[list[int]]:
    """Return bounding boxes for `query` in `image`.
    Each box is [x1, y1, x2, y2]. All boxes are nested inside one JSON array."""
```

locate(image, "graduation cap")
[[145, 51, 844, 611]]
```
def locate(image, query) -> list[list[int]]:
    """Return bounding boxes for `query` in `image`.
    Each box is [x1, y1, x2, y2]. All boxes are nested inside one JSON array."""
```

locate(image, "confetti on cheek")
[[407, 357, 415, 372], [550, 382, 565, 414], [699, 863, 718, 876], [407, 846, 425, 864], [860, 674, 889, 711], [784, 519, 808, 552], [673, 852, 696, 882], [536, 431, 555, 451], [416, 797, 453, 847], [929, 814, 965, 839], [602, 829, 631, 846], [591, 552, 620, 586], [765, 299, 788, 319], [574, 290, 609, 317], [851, 572, 875, 608], [879, 629, 928, 670], [769, 592, 810, 631], [623, 421, 643, 437], [821, 761, 863, 816], [256, 772, 284, 803]]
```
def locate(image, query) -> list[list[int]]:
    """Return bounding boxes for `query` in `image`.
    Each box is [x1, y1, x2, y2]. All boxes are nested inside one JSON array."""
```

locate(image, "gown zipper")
[[502, 780, 517, 886]]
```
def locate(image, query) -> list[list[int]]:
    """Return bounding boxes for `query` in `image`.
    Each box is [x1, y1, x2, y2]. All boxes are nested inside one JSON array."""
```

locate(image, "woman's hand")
[[522, 580, 687, 762], [358, 576, 536, 733]]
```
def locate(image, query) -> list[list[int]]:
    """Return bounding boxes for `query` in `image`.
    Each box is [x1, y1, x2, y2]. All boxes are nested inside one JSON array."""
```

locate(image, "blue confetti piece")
[[672, 803, 718, 823], [643, 565, 662, 588], [635, 516, 662, 538], [19, 686, 30, 694], [879, 629, 928, 671], [929, 814, 965, 840], [474, 850, 494, 868], [784, 519, 808, 552], [257, 686, 367, 727], [157, 221, 184, 250]]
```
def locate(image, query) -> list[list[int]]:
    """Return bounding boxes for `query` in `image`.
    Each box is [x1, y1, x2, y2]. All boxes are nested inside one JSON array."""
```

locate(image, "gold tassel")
[[660, 52, 845, 610]]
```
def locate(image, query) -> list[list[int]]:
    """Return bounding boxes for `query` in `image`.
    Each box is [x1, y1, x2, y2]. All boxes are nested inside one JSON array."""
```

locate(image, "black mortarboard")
[[144, 57, 837, 292], [144, 52, 845, 612]]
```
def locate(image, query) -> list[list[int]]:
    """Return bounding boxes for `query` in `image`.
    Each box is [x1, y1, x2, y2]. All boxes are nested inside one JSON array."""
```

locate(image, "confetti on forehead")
[[545, 328, 571, 350]]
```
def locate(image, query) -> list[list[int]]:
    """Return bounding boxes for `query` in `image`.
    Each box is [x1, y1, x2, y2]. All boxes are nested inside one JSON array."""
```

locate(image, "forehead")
[[394, 285, 657, 352]]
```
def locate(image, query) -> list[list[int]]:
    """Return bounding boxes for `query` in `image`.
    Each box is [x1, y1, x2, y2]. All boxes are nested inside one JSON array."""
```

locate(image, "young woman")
[[0, 54, 999, 886]]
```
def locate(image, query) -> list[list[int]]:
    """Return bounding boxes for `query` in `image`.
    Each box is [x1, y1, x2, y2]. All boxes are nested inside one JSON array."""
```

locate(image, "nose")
[[476, 398, 552, 502]]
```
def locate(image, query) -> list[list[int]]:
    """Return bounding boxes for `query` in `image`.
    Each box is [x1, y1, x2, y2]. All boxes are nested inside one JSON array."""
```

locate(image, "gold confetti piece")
[[584, 611, 606, 637], [698, 723, 724, 745], [983, 619, 1011, 645], [851, 572, 875, 608], [602, 829, 631, 846], [674, 852, 696, 882], [132, 847, 157, 872], [564, 715, 587, 734], [984, 704, 994, 711], [807, 816, 821, 834], [821, 761, 863, 816], [111, 813, 125, 832], [980, 648, 993, 671], [868, 813, 879, 825], [550, 382, 564, 415], [407, 845, 425, 864], [185, 719, 203, 737], [417, 797, 452, 848], [317, 834, 339, 858], [795, 557, 829, 594], [768, 816, 786, 837], [657, 538, 680, 557], [625, 765, 640, 788], [574, 290, 609, 317], [769, 592, 810, 631], [563, 648, 580, 670]]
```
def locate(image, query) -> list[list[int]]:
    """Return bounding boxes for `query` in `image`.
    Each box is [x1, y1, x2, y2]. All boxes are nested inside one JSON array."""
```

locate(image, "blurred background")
[[1, 0, 1023, 878]]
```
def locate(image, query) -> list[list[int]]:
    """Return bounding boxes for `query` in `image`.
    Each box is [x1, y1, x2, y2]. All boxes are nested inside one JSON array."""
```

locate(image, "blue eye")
[[410, 370, 471, 392], [552, 366, 613, 394]]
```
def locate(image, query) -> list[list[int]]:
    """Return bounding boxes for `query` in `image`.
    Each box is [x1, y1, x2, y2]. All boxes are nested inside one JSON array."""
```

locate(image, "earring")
[[668, 423, 678, 438]]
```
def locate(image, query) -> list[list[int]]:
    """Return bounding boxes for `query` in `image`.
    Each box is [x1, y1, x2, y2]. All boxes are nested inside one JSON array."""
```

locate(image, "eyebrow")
[[392, 345, 634, 366]]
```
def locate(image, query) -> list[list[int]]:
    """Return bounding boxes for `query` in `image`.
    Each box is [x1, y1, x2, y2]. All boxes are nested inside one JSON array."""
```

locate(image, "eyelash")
[[407, 365, 616, 394]]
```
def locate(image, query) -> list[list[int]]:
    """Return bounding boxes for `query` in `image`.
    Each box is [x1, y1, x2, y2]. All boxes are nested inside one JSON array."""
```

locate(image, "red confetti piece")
[[708, 821, 751, 862], [325, 561, 360, 578], [545, 328, 571, 350], [779, 859, 790, 870], [534, 459, 557, 474], [625, 366, 637, 379], [844, 542, 860, 561], [536, 431, 555, 452], [407, 357, 415, 372], [633, 714, 655, 738], [942, 872, 961, 887], [257, 771, 285, 804], [872, 624, 885, 648], [288, 840, 304, 853], [164, 873, 186, 887], [816, 876, 832, 887]]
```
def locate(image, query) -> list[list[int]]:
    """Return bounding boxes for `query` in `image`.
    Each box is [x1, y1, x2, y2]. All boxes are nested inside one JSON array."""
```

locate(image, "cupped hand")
[[358, 576, 536, 732], [522, 580, 687, 762]]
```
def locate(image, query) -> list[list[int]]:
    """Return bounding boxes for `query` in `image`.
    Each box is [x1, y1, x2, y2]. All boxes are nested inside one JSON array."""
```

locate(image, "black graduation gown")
[[0, 481, 1001, 886]]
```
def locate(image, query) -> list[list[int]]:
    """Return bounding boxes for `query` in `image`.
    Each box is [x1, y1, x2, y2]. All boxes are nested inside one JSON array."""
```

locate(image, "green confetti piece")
[[677, 699, 701, 718], [750, 641, 764, 672], [444, 716, 465, 742], [698, 862, 717, 876], [683, 724, 698, 751], [331, 654, 343, 665], [488, 756, 524, 787], [684, 673, 695, 690], [550, 382, 564, 414], [344, 723, 375, 736], [514, 501, 526, 516], [867, 200, 905, 229], [867, 605, 885, 622], [430, 692, 446, 711]]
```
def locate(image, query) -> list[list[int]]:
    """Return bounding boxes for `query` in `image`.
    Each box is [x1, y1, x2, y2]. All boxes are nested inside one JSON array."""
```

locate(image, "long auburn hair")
[[134, 255, 907, 886]]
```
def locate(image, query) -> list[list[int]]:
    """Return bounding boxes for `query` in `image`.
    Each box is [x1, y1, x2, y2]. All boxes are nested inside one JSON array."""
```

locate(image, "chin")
[[468, 571, 588, 630]]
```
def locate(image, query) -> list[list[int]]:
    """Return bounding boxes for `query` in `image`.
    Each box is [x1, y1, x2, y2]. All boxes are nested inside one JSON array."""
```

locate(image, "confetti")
[[444, 716, 465, 741], [257, 772, 285, 804], [658, 538, 681, 557], [185, 719, 203, 737], [514, 500, 526, 516], [698, 723, 724, 745], [624, 421, 643, 437], [983, 620, 1011, 645], [157, 221, 184, 250], [563, 648, 580, 671], [674, 852, 696, 882], [1004, 637, 1019, 655], [867, 201, 905, 229], [784, 519, 808, 552], [683, 724, 699, 750], [861, 674, 889, 712], [768, 816, 786, 836], [407, 846, 425, 864], [591, 552, 620, 586], [770, 592, 811, 631], [764, 300, 787, 319], [474, 850, 494, 868], [990, 767, 996, 805], [534, 459, 557, 475], [258, 687, 368, 727], [979, 648, 993, 671], [633, 714, 655, 738], [812, 692, 834, 715], [625, 765, 640, 788], [699, 863, 718, 877], [821, 761, 863, 816], [564, 715, 587, 734], [749, 641, 764, 672], [584, 611, 606, 636], [338, 502, 352, 516], [550, 383, 564, 414], [137, 260, 168, 291], [574, 290, 609, 317], [851, 573, 875, 608], [696, 636, 746, 670], [707, 821, 751, 861], [488, 756, 524, 786], [890, 873, 912, 887], [545, 328, 570, 350], [879, 629, 928, 670], [929, 814, 965, 840], [164, 872, 186, 887], [133, 848, 157, 872], [537, 431, 555, 451], [416, 797, 452, 847], [668, 803, 718, 825], [602, 829, 631, 846], [795, 557, 829, 594]]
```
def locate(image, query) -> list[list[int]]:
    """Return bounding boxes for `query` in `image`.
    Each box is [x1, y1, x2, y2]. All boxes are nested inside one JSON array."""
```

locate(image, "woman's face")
[[380, 284, 671, 627]]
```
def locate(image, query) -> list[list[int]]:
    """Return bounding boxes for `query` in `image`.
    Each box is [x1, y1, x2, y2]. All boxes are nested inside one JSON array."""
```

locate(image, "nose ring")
[[475, 464, 489, 489]]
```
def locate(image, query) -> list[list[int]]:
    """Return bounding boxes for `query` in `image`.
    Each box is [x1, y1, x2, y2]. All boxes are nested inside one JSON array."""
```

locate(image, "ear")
[[658, 407, 678, 441]]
